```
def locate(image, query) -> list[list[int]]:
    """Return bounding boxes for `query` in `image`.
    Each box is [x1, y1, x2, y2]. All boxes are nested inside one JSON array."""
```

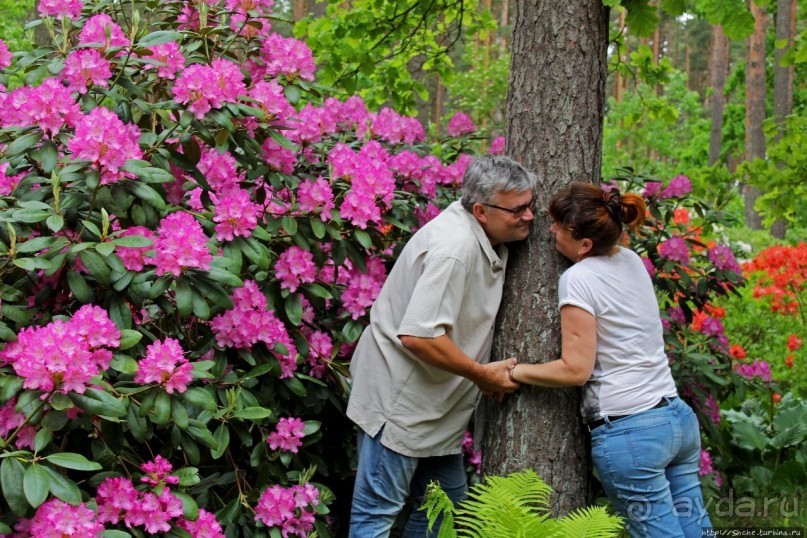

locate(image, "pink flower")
[[275, 246, 317, 292], [27, 498, 104, 537], [0, 398, 36, 449], [0, 78, 81, 136], [254, 483, 320, 537], [306, 330, 332, 378], [38, 0, 83, 19], [78, 13, 129, 51], [0, 39, 11, 70], [488, 135, 505, 155], [115, 226, 156, 271], [261, 137, 297, 175], [0, 306, 119, 395], [249, 80, 294, 124], [328, 95, 369, 132], [340, 188, 381, 229], [180, 509, 226, 538], [259, 34, 316, 81], [641, 256, 656, 278], [734, 360, 772, 383], [143, 41, 185, 80], [141, 455, 179, 486], [213, 187, 261, 241], [209, 281, 298, 377], [699, 449, 715, 476], [643, 181, 662, 198], [96, 477, 139, 524], [658, 236, 690, 265], [297, 177, 334, 221], [267, 416, 306, 453], [341, 258, 387, 319], [447, 112, 476, 137], [134, 338, 193, 393], [153, 211, 213, 276], [660, 175, 692, 199], [173, 59, 245, 119], [198, 147, 244, 192], [461, 431, 482, 475], [68, 106, 142, 184], [126, 489, 184, 534], [63, 49, 111, 94], [370, 108, 425, 145], [0, 161, 25, 195], [708, 244, 742, 274]]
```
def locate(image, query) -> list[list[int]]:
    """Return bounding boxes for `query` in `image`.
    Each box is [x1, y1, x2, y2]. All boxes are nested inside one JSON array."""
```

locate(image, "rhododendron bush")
[[0, 1, 483, 535]]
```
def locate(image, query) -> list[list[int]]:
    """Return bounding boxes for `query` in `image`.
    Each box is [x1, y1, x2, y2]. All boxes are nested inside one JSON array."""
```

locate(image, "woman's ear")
[[578, 238, 593, 259]]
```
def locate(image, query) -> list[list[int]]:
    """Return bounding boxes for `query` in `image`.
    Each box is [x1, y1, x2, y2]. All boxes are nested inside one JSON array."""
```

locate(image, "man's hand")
[[476, 357, 520, 395]]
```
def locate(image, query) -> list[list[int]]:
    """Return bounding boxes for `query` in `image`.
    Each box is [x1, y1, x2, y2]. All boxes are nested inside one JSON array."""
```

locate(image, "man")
[[347, 154, 537, 537]]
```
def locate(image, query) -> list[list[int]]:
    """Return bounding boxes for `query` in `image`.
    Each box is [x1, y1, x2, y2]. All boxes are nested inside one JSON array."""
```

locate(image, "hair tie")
[[602, 189, 623, 222]]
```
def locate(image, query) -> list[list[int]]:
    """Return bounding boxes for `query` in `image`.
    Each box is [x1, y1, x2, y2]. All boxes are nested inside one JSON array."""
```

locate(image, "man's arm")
[[399, 334, 519, 394]]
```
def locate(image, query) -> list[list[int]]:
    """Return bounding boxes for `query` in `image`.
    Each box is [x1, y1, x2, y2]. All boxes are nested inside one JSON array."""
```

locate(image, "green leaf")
[[127, 182, 167, 211], [119, 329, 143, 350], [171, 398, 190, 429], [49, 392, 74, 411], [112, 235, 153, 248], [283, 376, 307, 397], [101, 531, 133, 538], [205, 267, 242, 287], [192, 292, 210, 319], [342, 319, 366, 343], [187, 421, 219, 450], [79, 250, 112, 286], [176, 277, 193, 317], [285, 293, 303, 326], [34, 428, 53, 452], [45, 453, 103, 471], [45, 466, 81, 505], [95, 242, 116, 257], [302, 420, 321, 436], [67, 270, 92, 303], [11, 208, 50, 223], [16, 235, 58, 254], [23, 464, 50, 508], [69, 387, 128, 417], [127, 403, 148, 442], [310, 218, 326, 239], [284, 84, 302, 104], [211, 423, 230, 459], [1, 457, 29, 515], [33, 141, 59, 174], [137, 30, 183, 47], [231, 407, 273, 420], [302, 282, 333, 300], [281, 216, 298, 236], [182, 387, 217, 411], [5, 131, 42, 157], [354, 229, 373, 249], [174, 467, 201, 487], [173, 490, 200, 520], [152, 390, 171, 425]]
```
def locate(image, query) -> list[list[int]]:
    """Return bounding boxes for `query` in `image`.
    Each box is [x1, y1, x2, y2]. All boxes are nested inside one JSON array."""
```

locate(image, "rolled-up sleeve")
[[397, 256, 466, 338]]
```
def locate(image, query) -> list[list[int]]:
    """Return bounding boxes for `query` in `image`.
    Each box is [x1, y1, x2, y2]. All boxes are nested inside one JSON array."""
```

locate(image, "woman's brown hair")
[[548, 182, 646, 257]]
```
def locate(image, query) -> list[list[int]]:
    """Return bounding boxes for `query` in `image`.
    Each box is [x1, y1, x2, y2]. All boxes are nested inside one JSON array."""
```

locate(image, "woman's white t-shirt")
[[558, 247, 677, 423]]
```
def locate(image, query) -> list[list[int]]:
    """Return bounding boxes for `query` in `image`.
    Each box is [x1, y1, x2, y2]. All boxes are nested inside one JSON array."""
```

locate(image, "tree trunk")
[[770, 0, 795, 239], [480, 0, 608, 517], [708, 25, 729, 166], [744, 1, 765, 230]]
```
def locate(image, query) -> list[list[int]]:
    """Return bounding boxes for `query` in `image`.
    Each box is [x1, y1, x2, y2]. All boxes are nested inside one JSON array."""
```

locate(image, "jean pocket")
[[623, 422, 676, 469]]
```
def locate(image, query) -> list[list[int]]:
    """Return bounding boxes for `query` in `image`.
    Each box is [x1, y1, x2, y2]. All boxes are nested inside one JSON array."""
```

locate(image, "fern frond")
[[422, 481, 459, 538], [554, 505, 624, 537]]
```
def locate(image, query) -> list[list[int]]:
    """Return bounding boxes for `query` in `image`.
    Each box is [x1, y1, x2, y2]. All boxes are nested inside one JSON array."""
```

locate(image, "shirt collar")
[[451, 201, 507, 271]]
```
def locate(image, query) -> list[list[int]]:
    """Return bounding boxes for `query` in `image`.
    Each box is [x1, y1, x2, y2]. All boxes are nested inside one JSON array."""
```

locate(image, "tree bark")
[[744, 0, 766, 230], [770, 0, 795, 239], [708, 25, 729, 166], [480, 0, 608, 517]]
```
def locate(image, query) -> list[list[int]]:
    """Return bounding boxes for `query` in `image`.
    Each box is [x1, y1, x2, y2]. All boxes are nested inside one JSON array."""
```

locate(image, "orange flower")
[[785, 354, 794, 369], [772, 392, 782, 404], [673, 208, 690, 225], [691, 310, 708, 332], [705, 304, 726, 319], [730, 344, 747, 360]]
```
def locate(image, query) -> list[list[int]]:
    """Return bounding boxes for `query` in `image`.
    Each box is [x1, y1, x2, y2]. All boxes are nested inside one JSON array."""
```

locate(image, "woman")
[[509, 182, 712, 537]]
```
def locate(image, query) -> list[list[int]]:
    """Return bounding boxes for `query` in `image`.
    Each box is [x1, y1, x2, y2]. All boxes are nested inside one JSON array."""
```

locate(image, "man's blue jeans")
[[349, 427, 468, 538], [590, 397, 712, 537]]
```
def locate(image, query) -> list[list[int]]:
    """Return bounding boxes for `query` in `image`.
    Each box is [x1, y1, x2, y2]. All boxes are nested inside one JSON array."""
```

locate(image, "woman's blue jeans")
[[590, 397, 712, 537], [349, 427, 468, 538]]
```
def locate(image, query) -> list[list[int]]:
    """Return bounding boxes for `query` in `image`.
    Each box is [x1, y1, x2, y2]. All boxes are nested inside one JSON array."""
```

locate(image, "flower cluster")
[[0, 39, 10, 71], [658, 236, 691, 265], [258, 34, 316, 81], [266, 416, 306, 453], [340, 257, 388, 320], [274, 246, 317, 292], [68, 106, 143, 184], [0, 77, 82, 136], [78, 13, 129, 51], [254, 483, 320, 537], [15, 498, 105, 537], [0, 305, 120, 394], [173, 59, 246, 119], [447, 111, 476, 137], [96, 476, 184, 533], [63, 48, 111, 94], [140, 455, 180, 487], [209, 281, 298, 377], [134, 338, 193, 394], [461, 431, 482, 475], [213, 187, 261, 241], [734, 360, 772, 382], [153, 212, 213, 276], [143, 42, 186, 80], [745, 242, 807, 317], [0, 398, 36, 450]]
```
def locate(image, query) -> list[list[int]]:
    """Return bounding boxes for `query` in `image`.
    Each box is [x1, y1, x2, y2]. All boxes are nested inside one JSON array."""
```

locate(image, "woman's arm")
[[509, 305, 597, 387]]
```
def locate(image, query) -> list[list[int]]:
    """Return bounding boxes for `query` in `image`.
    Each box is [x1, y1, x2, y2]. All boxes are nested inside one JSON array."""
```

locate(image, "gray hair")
[[460, 154, 536, 212]]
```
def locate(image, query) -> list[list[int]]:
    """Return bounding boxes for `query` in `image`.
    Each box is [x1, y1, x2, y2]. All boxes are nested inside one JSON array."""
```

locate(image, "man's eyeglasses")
[[481, 199, 536, 219]]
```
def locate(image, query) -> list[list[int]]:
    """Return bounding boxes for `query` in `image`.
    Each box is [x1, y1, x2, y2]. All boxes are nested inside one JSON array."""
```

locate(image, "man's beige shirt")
[[346, 201, 509, 457]]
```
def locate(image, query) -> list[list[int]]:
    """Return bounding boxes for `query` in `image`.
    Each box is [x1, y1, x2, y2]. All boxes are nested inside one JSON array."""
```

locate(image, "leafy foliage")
[[423, 469, 624, 537], [0, 0, 482, 535], [295, 0, 495, 114]]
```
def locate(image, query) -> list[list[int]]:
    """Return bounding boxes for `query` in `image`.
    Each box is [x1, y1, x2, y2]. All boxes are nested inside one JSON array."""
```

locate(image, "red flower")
[[785, 354, 794, 369], [772, 392, 782, 404], [787, 334, 803, 352]]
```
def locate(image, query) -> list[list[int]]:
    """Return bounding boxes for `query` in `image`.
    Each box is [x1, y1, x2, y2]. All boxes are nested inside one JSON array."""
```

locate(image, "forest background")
[[0, 0, 806, 535]]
